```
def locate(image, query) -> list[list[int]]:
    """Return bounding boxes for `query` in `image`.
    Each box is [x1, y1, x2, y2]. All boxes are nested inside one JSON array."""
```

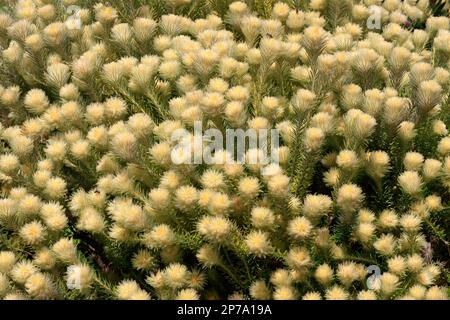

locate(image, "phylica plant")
[[0, 0, 449, 301]]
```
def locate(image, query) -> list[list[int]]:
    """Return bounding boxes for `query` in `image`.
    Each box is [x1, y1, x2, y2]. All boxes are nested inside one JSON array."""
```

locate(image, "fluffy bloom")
[[10, 261, 38, 284], [336, 149, 359, 170], [288, 216, 313, 239], [197, 216, 231, 242], [52, 238, 78, 264], [116, 280, 150, 300], [251, 206, 275, 229], [163, 263, 189, 289], [66, 264, 94, 291], [374, 234, 397, 256], [249, 280, 271, 300], [314, 264, 334, 285], [25, 272, 57, 299], [19, 221, 46, 245], [404, 152, 424, 171], [34, 248, 56, 270], [303, 194, 332, 220], [24, 89, 49, 114], [325, 286, 349, 300], [379, 273, 399, 296]]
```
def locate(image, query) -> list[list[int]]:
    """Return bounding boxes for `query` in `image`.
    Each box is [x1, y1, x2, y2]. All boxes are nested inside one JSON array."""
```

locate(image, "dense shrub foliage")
[[0, 0, 449, 300]]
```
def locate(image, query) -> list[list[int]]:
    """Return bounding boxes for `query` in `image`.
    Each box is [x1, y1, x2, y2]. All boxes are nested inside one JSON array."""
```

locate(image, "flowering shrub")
[[0, 0, 449, 300]]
